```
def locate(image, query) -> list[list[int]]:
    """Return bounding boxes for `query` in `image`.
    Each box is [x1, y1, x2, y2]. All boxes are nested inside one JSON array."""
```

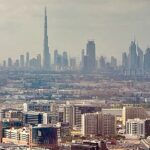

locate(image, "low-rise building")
[[126, 118, 145, 138], [23, 102, 50, 112], [2, 125, 58, 149], [23, 111, 43, 125], [71, 140, 108, 150]]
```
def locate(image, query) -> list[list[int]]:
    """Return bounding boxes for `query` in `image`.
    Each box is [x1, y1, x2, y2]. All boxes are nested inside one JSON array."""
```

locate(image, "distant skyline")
[[0, 0, 150, 63]]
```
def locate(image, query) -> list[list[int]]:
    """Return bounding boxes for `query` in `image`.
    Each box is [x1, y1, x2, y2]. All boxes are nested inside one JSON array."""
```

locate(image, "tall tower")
[[86, 41, 96, 72], [129, 41, 137, 75], [26, 52, 30, 68], [43, 7, 50, 69]]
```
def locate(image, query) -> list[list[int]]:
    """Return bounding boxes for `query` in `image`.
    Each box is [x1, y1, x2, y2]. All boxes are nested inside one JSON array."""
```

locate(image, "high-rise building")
[[37, 54, 41, 69], [8, 58, 13, 68], [82, 41, 96, 73], [81, 49, 84, 69], [55, 122, 70, 142], [14, 59, 19, 68], [83, 55, 88, 73], [70, 57, 77, 71], [129, 41, 137, 75], [122, 42, 145, 75], [97, 113, 116, 137], [57, 54, 62, 70], [99, 56, 106, 71], [110, 56, 117, 69], [3, 60, 6, 68], [86, 41, 96, 72], [81, 113, 98, 136], [144, 48, 150, 73], [26, 52, 30, 68], [137, 45, 144, 74], [145, 119, 150, 138], [20, 55, 24, 68], [64, 105, 101, 129], [122, 106, 148, 126], [30, 58, 38, 69], [62, 51, 68, 69], [54, 49, 58, 66], [122, 52, 128, 73], [81, 112, 116, 137], [43, 7, 50, 70]]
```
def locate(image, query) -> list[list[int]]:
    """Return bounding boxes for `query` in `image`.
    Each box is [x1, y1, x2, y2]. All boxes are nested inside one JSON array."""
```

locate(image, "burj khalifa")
[[43, 7, 50, 69]]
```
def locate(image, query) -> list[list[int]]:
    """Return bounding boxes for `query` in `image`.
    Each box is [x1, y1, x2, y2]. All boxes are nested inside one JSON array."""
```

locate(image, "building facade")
[[122, 106, 147, 126], [126, 118, 145, 138], [81, 112, 116, 137]]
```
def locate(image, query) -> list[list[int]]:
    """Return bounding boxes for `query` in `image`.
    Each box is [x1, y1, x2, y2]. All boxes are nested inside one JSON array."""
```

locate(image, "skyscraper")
[[3, 60, 6, 68], [20, 55, 25, 68], [122, 52, 128, 70], [137, 45, 144, 74], [81, 49, 84, 70], [37, 54, 41, 69], [110, 56, 117, 69], [70, 57, 77, 71], [62, 51, 68, 69], [26, 52, 30, 68], [82, 41, 96, 73], [14, 59, 19, 68], [129, 41, 137, 75], [144, 48, 150, 73], [99, 56, 106, 71], [86, 41, 96, 72], [43, 7, 50, 70], [8, 58, 13, 68], [54, 49, 58, 66]]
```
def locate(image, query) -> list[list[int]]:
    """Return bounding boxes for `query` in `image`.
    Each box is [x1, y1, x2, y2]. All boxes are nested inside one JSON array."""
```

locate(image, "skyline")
[[0, 0, 150, 63]]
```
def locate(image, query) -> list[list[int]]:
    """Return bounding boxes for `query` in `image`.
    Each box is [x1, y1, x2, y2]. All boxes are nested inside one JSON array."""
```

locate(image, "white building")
[[126, 118, 145, 138], [23, 102, 50, 112]]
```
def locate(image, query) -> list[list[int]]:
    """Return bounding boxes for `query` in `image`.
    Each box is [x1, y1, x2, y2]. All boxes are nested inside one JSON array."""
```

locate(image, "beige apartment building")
[[81, 112, 116, 137], [122, 106, 148, 126]]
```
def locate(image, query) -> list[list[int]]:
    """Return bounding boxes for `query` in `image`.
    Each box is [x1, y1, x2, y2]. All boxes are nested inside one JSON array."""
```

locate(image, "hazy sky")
[[0, 0, 150, 63]]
